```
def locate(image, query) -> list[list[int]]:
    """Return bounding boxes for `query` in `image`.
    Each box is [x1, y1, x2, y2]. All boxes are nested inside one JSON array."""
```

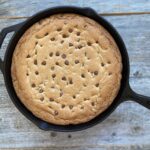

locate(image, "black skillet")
[[0, 6, 150, 132]]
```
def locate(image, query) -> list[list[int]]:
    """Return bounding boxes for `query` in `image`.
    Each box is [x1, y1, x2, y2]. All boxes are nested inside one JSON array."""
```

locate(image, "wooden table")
[[0, 0, 150, 149]]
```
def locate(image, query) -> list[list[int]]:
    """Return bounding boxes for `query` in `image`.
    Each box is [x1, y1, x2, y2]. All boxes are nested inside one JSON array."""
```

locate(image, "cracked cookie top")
[[11, 14, 122, 125]]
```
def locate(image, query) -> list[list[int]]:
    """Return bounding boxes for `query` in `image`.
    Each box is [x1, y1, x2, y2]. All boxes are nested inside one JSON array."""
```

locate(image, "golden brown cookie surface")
[[11, 14, 122, 125]]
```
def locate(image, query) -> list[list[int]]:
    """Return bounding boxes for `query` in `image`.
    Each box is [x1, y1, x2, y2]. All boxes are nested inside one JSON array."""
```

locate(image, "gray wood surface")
[[0, 0, 150, 18], [0, 0, 150, 150]]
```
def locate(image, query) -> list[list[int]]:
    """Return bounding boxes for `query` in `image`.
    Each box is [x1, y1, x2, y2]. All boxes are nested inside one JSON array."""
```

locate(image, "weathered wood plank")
[[1, 147, 150, 150], [0, 15, 150, 78], [0, 0, 150, 17], [0, 76, 150, 131], [0, 97, 150, 149], [0, 14, 150, 150]]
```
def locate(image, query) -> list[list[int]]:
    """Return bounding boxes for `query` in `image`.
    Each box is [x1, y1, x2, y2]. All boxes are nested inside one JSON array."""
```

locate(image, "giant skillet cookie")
[[11, 14, 122, 125]]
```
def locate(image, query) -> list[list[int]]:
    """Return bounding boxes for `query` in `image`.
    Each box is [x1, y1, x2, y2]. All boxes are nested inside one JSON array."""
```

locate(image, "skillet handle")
[[0, 22, 24, 73], [124, 84, 150, 109]]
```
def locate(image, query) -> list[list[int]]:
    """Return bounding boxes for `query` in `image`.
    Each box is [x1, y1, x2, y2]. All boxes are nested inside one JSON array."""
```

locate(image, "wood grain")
[[0, 14, 150, 149], [0, 0, 150, 17], [0, 0, 150, 149], [1, 15, 150, 79]]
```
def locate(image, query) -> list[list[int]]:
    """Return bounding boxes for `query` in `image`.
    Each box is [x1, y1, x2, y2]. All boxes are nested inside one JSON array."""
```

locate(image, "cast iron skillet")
[[0, 6, 150, 132]]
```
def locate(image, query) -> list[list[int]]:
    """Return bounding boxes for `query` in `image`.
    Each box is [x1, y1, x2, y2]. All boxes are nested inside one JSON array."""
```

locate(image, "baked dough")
[[11, 14, 122, 125]]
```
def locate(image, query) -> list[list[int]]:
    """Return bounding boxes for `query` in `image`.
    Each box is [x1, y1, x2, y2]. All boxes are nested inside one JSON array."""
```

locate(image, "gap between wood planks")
[[0, 11, 150, 19]]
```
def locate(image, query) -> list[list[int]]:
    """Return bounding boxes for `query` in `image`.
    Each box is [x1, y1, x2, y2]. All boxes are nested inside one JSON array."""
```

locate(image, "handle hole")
[[0, 32, 14, 61]]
